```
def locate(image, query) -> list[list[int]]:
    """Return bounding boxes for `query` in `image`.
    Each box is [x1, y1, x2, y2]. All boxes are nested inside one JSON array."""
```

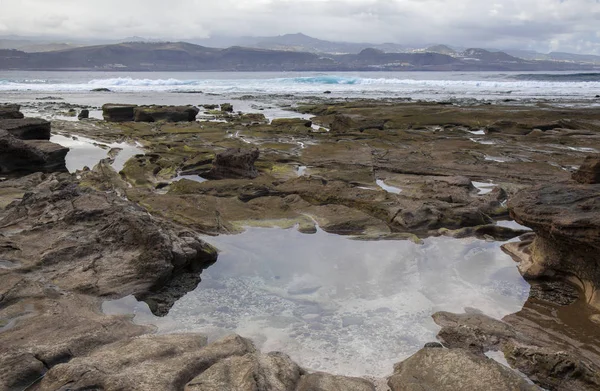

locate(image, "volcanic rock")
[[388, 347, 538, 391], [0, 129, 68, 174], [186, 351, 303, 391], [572, 155, 600, 184], [102, 103, 137, 122], [0, 173, 218, 297], [39, 334, 254, 391], [220, 103, 234, 112], [205, 148, 260, 180], [134, 105, 200, 122], [78, 109, 90, 120], [0, 104, 24, 119], [0, 117, 51, 140], [508, 183, 600, 308]]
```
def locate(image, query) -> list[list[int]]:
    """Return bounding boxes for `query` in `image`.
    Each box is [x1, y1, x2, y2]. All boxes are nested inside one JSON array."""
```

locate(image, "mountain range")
[[0, 34, 598, 72]]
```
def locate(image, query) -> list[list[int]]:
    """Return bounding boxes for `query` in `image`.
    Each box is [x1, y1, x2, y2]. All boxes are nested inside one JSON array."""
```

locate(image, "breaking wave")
[[511, 73, 600, 82]]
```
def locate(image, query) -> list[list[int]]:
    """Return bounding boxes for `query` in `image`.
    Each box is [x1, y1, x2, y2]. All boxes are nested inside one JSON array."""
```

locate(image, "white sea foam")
[[1, 72, 599, 101]]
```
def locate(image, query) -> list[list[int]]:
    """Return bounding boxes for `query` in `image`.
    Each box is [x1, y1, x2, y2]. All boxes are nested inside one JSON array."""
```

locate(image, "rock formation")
[[0, 104, 24, 119], [507, 183, 600, 309], [572, 155, 600, 184], [0, 118, 51, 140], [205, 148, 260, 179], [133, 105, 199, 122]]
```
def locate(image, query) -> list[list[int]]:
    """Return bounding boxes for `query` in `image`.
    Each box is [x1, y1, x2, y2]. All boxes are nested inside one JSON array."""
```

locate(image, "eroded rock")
[[508, 183, 600, 309], [102, 103, 137, 122], [0, 129, 68, 174], [0, 104, 24, 119], [39, 334, 255, 391], [134, 105, 200, 122], [186, 352, 303, 391], [205, 148, 260, 180], [572, 155, 600, 184], [0, 117, 51, 140], [0, 174, 217, 299], [388, 347, 539, 391]]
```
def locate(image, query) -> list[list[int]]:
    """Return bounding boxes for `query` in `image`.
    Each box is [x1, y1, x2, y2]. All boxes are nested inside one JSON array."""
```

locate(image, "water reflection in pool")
[[50, 134, 143, 173], [104, 227, 529, 377]]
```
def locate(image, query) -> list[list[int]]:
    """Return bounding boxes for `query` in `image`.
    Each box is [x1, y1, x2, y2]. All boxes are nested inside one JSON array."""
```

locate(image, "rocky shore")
[[1, 100, 599, 390]]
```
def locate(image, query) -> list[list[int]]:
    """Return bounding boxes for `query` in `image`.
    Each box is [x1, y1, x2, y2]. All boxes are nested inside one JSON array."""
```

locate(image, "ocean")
[[1, 70, 600, 107]]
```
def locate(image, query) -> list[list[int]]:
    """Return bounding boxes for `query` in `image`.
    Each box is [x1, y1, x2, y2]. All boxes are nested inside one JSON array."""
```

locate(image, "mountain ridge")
[[0, 41, 595, 72]]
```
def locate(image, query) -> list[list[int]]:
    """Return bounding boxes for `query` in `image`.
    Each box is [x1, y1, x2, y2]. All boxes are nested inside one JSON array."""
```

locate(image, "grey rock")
[[78, 109, 90, 120], [0, 104, 24, 119], [0, 117, 51, 140], [0, 129, 68, 174], [133, 105, 200, 122], [388, 348, 539, 391], [205, 148, 260, 180], [39, 334, 256, 391], [185, 352, 303, 391], [296, 372, 376, 391], [572, 155, 600, 184], [220, 103, 234, 112], [102, 103, 137, 122], [0, 174, 217, 299]]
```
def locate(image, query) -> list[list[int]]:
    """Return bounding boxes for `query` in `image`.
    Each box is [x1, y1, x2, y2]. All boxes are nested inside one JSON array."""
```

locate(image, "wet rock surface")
[[0, 104, 24, 119], [572, 155, 600, 184], [433, 309, 600, 391], [508, 183, 600, 309], [134, 105, 200, 122], [388, 347, 539, 391], [0, 117, 51, 140], [0, 129, 68, 174], [205, 148, 260, 180]]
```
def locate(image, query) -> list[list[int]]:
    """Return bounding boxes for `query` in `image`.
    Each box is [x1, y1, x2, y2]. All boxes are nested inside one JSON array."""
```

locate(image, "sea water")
[[1, 70, 600, 104], [104, 227, 530, 377]]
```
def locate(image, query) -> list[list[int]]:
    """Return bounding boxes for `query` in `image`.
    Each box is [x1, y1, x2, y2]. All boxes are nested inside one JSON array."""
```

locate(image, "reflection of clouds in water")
[[50, 134, 142, 172], [104, 227, 529, 377]]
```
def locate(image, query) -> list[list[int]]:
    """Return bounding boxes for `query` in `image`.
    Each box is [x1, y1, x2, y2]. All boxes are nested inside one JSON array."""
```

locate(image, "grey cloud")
[[0, 0, 599, 54]]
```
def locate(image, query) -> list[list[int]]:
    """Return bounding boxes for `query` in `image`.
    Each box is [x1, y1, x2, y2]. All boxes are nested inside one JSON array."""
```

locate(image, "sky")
[[1, 0, 599, 54]]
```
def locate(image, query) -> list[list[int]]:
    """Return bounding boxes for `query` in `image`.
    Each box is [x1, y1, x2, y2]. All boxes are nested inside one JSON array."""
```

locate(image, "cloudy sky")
[[1, 0, 599, 54]]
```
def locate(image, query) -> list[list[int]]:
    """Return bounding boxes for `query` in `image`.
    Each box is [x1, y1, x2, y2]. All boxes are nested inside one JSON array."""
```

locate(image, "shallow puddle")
[[472, 181, 497, 195], [50, 134, 143, 172], [104, 227, 529, 377], [376, 179, 402, 194]]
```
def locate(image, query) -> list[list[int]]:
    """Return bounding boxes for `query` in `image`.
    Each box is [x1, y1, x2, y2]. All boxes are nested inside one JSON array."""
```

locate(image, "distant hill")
[[0, 41, 594, 72], [424, 45, 457, 56], [250, 33, 408, 54]]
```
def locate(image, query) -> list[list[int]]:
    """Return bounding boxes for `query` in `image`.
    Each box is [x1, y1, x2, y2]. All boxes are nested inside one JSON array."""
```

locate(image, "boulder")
[[186, 352, 303, 391], [508, 183, 600, 308], [387, 348, 538, 391], [330, 114, 357, 133], [0, 103, 24, 119], [572, 155, 600, 184], [39, 334, 255, 391], [0, 276, 149, 391], [220, 103, 234, 112], [271, 118, 312, 128], [133, 105, 200, 122], [0, 173, 218, 298], [433, 311, 600, 391], [205, 148, 260, 180], [0, 129, 68, 174], [0, 118, 51, 140], [102, 103, 137, 122], [78, 109, 90, 120], [296, 373, 376, 391]]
